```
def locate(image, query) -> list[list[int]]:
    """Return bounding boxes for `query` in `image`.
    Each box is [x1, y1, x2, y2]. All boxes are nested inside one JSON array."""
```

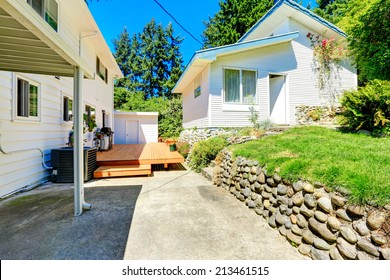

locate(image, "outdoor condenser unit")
[[51, 147, 97, 183]]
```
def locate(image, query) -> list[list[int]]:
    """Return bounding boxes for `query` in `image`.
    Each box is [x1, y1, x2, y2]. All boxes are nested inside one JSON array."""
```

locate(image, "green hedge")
[[338, 80, 390, 136]]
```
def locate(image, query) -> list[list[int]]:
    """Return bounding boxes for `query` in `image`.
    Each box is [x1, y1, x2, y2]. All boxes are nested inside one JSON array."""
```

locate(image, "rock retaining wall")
[[213, 150, 390, 260], [295, 105, 340, 125]]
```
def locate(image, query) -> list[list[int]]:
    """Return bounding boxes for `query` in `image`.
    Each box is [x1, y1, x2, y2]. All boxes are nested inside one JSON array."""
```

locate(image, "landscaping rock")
[[274, 173, 282, 183], [381, 248, 390, 260], [297, 214, 309, 229], [317, 197, 333, 213], [257, 173, 266, 184], [277, 184, 288, 195], [337, 238, 357, 259], [267, 178, 277, 187], [268, 215, 277, 228], [298, 244, 311, 255], [357, 238, 380, 257], [246, 200, 256, 209], [292, 192, 304, 206], [261, 191, 272, 199], [255, 208, 263, 216], [313, 238, 331, 250], [331, 195, 346, 208], [357, 251, 378, 260], [304, 194, 317, 208], [303, 183, 315, 193], [292, 206, 300, 214], [367, 210, 386, 230], [314, 211, 328, 223], [300, 205, 314, 218], [275, 212, 286, 226], [371, 232, 387, 245], [352, 220, 370, 236], [309, 217, 337, 242], [347, 205, 365, 217], [292, 224, 303, 236], [286, 230, 302, 245], [277, 195, 289, 206], [340, 226, 358, 244], [329, 248, 344, 260], [279, 205, 288, 214], [285, 220, 292, 230], [263, 199, 271, 209], [327, 216, 341, 231], [336, 209, 353, 222], [279, 226, 287, 237], [311, 248, 330, 260], [302, 230, 314, 245], [290, 215, 297, 224], [262, 210, 269, 219], [293, 181, 304, 192]]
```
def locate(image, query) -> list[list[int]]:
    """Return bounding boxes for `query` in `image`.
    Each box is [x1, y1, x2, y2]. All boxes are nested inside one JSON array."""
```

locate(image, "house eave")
[[172, 31, 299, 93]]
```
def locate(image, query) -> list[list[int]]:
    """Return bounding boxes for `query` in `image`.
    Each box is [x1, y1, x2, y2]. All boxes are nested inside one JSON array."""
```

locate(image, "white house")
[[172, 0, 357, 128], [0, 0, 122, 208], [114, 112, 159, 144]]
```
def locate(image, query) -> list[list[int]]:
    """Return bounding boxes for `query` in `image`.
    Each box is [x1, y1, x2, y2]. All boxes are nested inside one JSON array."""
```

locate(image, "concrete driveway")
[[0, 169, 306, 260]]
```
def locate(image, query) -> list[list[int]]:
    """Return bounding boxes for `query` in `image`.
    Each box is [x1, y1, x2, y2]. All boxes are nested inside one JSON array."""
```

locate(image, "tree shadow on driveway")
[[0, 185, 142, 260]]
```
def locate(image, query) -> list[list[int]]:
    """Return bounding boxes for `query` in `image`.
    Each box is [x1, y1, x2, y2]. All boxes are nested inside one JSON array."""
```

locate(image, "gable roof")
[[172, 31, 299, 93], [239, 0, 346, 43]]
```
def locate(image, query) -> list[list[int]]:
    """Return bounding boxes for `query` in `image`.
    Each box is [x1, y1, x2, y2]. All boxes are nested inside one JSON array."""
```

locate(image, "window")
[[96, 57, 108, 83], [194, 75, 201, 98], [85, 105, 96, 120], [27, 0, 58, 32], [63, 96, 73, 122], [15, 77, 40, 120], [224, 68, 257, 104]]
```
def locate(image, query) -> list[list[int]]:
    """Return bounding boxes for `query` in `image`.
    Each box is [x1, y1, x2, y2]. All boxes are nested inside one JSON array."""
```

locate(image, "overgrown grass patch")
[[229, 126, 390, 206]]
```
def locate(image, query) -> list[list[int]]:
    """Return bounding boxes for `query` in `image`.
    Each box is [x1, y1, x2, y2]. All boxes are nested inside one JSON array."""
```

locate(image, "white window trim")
[[62, 93, 73, 124], [223, 67, 258, 107], [26, 0, 60, 33], [12, 74, 41, 122]]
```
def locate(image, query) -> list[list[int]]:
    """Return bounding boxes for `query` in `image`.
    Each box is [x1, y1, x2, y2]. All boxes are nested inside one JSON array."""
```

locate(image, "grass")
[[229, 126, 390, 206]]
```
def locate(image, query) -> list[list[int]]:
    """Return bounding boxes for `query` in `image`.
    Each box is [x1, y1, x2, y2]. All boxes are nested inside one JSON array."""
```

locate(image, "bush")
[[338, 80, 390, 136], [176, 141, 190, 158], [189, 136, 228, 172]]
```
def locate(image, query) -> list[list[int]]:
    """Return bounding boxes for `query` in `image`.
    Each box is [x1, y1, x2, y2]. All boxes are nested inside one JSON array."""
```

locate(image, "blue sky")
[[89, 0, 316, 65]]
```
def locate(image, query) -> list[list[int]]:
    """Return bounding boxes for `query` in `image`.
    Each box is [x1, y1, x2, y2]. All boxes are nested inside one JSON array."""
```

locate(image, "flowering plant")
[[307, 32, 347, 91]]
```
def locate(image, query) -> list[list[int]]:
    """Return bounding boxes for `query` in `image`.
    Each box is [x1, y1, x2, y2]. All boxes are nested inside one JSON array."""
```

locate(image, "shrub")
[[189, 136, 228, 172], [338, 80, 390, 136], [176, 141, 190, 158]]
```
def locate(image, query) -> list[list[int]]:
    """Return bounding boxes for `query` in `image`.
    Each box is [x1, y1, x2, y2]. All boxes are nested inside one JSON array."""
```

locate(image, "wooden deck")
[[96, 143, 184, 167]]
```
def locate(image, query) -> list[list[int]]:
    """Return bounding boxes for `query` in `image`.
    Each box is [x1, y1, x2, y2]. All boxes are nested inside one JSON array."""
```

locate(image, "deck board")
[[94, 165, 151, 178], [96, 143, 184, 166]]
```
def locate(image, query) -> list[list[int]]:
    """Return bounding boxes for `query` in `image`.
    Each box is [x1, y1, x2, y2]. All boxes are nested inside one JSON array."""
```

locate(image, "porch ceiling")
[[0, 1, 92, 78]]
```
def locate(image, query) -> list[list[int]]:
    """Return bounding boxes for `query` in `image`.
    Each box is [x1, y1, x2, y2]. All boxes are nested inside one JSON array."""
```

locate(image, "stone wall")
[[213, 150, 390, 260], [295, 105, 340, 125]]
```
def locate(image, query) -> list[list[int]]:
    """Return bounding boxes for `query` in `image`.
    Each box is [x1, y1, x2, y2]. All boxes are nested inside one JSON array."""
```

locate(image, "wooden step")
[[94, 165, 152, 178]]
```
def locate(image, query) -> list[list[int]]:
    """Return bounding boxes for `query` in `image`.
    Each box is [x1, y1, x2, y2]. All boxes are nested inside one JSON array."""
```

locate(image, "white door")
[[125, 120, 139, 144], [269, 75, 287, 124]]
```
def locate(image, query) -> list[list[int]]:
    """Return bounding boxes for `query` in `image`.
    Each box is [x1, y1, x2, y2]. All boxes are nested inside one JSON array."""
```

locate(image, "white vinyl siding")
[[0, 71, 114, 197], [114, 113, 158, 144], [182, 65, 210, 129]]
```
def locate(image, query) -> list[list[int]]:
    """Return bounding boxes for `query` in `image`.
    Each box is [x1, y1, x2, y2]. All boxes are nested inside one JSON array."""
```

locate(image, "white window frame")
[[26, 0, 59, 32], [13, 74, 41, 122], [223, 67, 258, 105], [96, 57, 108, 83], [194, 74, 202, 99], [62, 93, 73, 124]]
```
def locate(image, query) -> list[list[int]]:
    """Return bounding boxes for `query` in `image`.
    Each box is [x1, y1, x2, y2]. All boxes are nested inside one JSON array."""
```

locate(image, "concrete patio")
[[0, 169, 307, 260]]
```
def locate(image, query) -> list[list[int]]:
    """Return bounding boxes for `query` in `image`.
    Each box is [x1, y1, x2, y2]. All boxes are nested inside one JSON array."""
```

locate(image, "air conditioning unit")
[[51, 147, 97, 183]]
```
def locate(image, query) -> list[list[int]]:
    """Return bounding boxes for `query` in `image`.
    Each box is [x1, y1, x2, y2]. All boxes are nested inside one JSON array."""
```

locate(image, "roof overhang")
[[0, 0, 93, 78], [239, 0, 346, 43], [172, 31, 299, 93], [114, 111, 159, 116]]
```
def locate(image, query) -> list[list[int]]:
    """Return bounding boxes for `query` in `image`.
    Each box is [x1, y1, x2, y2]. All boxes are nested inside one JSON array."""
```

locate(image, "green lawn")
[[229, 126, 390, 206]]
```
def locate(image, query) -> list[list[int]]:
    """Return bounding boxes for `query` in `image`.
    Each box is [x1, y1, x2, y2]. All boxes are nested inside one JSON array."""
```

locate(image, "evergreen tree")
[[202, 0, 274, 48], [113, 27, 131, 88]]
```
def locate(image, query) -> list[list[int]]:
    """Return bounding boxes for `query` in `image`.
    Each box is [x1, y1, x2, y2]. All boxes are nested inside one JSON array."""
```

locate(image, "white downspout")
[[73, 66, 91, 216]]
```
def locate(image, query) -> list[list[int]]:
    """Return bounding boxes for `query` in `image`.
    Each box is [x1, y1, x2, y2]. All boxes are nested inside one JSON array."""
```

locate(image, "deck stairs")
[[94, 164, 152, 178]]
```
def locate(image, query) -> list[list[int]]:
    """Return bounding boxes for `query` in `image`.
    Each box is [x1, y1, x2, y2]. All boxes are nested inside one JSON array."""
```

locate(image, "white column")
[[73, 66, 84, 216]]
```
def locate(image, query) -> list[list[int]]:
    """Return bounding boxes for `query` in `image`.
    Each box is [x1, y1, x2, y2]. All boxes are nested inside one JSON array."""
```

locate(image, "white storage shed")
[[113, 112, 159, 144]]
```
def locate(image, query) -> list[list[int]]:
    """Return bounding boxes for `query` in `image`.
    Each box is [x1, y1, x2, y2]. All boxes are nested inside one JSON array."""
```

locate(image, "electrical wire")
[[153, 0, 203, 46]]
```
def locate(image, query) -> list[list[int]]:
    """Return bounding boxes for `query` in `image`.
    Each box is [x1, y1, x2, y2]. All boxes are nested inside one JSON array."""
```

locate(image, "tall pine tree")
[[202, 0, 274, 48]]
